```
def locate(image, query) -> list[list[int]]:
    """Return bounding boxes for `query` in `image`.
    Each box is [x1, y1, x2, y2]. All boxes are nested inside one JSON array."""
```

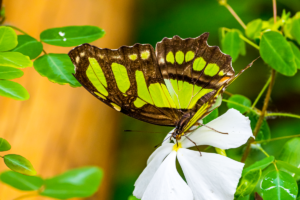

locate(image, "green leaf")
[[33, 54, 81, 87], [40, 26, 105, 47], [297, 181, 300, 200], [0, 138, 11, 151], [277, 160, 300, 177], [0, 171, 43, 191], [203, 109, 218, 124], [235, 169, 262, 199], [0, 26, 18, 51], [0, 80, 29, 100], [222, 30, 242, 62], [243, 156, 275, 176], [12, 35, 43, 59], [0, 52, 32, 68], [128, 195, 140, 200], [246, 19, 262, 40], [290, 18, 300, 45], [227, 95, 251, 113], [284, 19, 294, 39], [247, 112, 271, 142], [289, 42, 300, 69], [261, 170, 298, 200], [40, 166, 103, 198], [260, 31, 297, 76], [3, 154, 36, 176], [0, 66, 24, 79]]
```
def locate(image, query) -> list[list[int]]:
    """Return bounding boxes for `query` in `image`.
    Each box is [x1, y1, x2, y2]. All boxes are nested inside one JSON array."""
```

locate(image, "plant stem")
[[255, 134, 300, 144], [222, 99, 260, 114], [253, 144, 270, 157], [224, 4, 247, 29], [239, 34, 260, 50], [224, 91, 233, 96], [266, 112, 300, 119], [273, 0, 277, 23], [251, 77, 271, 109], [12, 193, 38, 200], [241, 70, 276, 163]]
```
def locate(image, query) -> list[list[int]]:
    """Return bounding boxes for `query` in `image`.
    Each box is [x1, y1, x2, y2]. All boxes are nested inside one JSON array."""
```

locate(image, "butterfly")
[[68, 33, 250, 141]]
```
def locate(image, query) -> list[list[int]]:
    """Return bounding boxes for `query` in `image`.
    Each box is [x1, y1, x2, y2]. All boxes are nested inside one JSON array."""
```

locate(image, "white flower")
[[133, 109, 253, 200]]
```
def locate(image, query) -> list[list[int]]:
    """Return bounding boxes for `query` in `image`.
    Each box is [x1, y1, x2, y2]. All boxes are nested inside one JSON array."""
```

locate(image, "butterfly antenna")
[[154, 134, 172, 148], [197, 122, 228, 134], [124, 130, 167, 134], [227, 56, 260, 85]]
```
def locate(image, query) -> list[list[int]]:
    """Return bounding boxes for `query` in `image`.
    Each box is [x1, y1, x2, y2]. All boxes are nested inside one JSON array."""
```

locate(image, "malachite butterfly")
[[68, 33, 251, 141]]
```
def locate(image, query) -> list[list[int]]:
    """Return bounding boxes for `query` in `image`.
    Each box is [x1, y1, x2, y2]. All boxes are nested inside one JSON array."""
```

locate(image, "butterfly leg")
[[198, 122, 228, 135], [184, 134, 202, 156]]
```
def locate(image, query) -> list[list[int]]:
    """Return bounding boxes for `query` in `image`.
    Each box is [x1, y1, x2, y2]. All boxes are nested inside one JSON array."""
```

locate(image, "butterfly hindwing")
[[68, 43, 183, 126]]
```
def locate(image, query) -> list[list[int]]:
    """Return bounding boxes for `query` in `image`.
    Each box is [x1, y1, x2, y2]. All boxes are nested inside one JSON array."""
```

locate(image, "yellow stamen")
[[172, 143, 182, 152]]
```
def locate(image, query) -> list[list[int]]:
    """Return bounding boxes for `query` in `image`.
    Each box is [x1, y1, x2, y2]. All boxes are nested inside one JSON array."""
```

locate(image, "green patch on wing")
[[193, 57, 206, 71], [166, 51, 175, 64], [204, 63, 219, 76], [149, 83, 175, 108], [111, 62, 130, 94], [185, 51, 195, 62], [134, 98, 147, 108], [175, 51, 184, 64], [135, 70, 154, 104]]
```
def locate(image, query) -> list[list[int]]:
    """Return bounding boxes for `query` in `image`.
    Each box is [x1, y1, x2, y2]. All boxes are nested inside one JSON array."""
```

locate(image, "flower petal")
[[142, 151, 193, 200], [177, 149, 244, 200], [181, 108, 253, 149], [133, 144, 173, 199]]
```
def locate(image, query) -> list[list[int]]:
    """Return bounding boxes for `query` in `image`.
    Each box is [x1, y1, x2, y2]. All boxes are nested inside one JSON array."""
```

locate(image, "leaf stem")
[[224, 91, 233, 96], [266, 112, 300, 119], [12, 193, 38, 200], [251, 77, 271, 109], [241, 69, 276, 163], [239, 34, 260, 50], [255, 134, 300, 144], [223, 4, 247, 29], [253, 144, 270, 157]]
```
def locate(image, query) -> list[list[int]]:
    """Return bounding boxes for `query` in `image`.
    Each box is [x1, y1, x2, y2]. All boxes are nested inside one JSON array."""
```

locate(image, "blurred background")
[[0, 0, 300, 199]]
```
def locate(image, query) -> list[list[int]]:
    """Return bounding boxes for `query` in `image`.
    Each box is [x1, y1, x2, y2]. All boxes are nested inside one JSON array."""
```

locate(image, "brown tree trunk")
[[0, 0, 134, 199]]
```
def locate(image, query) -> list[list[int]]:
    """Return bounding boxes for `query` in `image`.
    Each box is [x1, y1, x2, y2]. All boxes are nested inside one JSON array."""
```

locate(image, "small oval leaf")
[[261, 170, 298, 200], [243, 156, 275, 176], [246, 19, 263, 40], [235, 169, 262, 199], [0, 52, 32, 68], [260, 31, 297, 76], [3, 154, 36, 176], [0, 138, 11, 151], [0, 171, 43, 191], [222, 30, 242, 62], [40, 166, 103, 199], [0, 26, 18, 51], [0, 66, 24, 79], [12, 35, 43, 59], [40, 26, 105, 47], [227, 95, 251, 113], [0, 80, 29, 100]]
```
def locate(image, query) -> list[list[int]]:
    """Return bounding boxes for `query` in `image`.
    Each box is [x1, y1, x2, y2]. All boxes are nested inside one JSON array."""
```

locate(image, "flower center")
[[172, 142, 182, 151]]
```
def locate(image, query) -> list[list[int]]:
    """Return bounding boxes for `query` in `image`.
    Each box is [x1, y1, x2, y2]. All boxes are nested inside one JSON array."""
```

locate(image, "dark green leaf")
[[3, 154, 36, 176], [243, 156, 275, 176], [222, 30, 242, 62], [290, 18, 300, 45], [246, 19, 262, 40], [40, 166, 103, 198], [247, 112, 271, 142], [0, 171, 43, 191], [0, 52, 32, 68], [0, 80, 29, 100], [0, 138, 11, 151], [33, 54, 81, 87], [277, 160, 300, 177], [297, 181, 300, 199], [40, 26, 105, 47], [289, 42, 300, 69], [128, 195, 140, 200], [0, 26, 18, 51], [260, 31, 297, 76], [227, 95, 251, 113], [12, 35, 43, 59], [0, 66, 24, 79], [203, 109, 218, 124], [284, 19, 294, 39], [261, 170, 298, 200], [235, 169, 261, 199]]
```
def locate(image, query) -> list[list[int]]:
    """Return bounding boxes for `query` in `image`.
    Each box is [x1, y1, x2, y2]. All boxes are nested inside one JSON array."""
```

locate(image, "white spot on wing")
[[159, 57, 165, 64], [76, 56, 80, 63], [80, 52, 85, 57]]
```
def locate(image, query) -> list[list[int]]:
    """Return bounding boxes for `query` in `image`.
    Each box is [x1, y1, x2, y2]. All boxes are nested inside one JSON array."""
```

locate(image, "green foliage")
[[12, 35, 43, 59], [246, 19, 262, 40], [40, 167, 103, 198], [0, 171, 43, 191], [0, 52, 32, 68], [278, 138, 300, 174], [33, 54, 81, 87], [260, 171, 298, 200], [40, 26, 105, 47], [242, 156, 274, 176], [290, 18, 300, 45], [227, 95, 251, 113], [0, 138, 11, 151], [276, 161, 300, 177], [221, 30, 243, 62], [128, 195, 140, 200], [203, 109, 218, 124], [289, 42, 300, 69], [247, 112, 271, 141], [0, 27, 18, 51], [0, 80, 29, 100], [235, 169, 261, 199], [0, 66, 24, 79], [260, 31, 297, 76], [3, 154, 36, 176]]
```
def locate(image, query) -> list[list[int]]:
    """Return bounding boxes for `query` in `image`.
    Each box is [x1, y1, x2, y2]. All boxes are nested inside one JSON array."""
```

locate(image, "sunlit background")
[[0, 0, 300, 199]]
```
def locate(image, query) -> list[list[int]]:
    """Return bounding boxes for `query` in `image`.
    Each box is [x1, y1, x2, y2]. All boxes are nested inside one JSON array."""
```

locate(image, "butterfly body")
[[68, 33, 236, 140]]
